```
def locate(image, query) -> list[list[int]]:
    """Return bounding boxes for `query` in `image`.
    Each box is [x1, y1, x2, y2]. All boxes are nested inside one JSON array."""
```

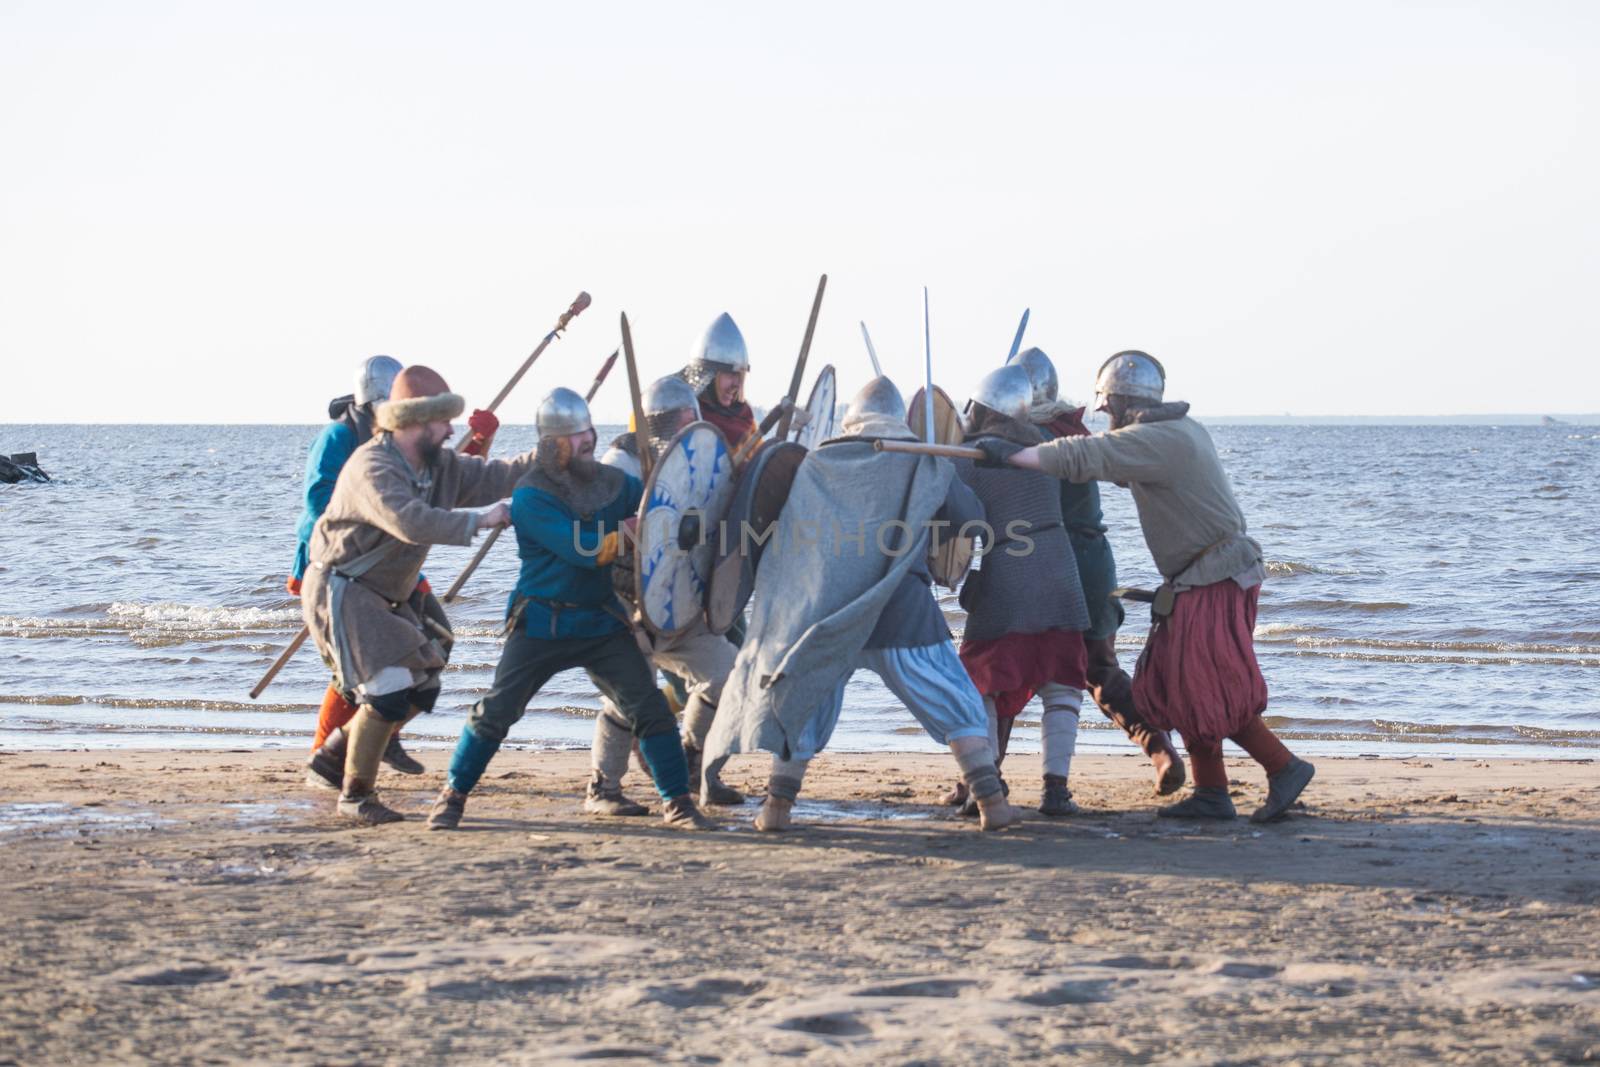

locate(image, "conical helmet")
[[354, 355, 403, 405], [845, 376, 907, 424], [1005, 347, 1058, 407], [535, 387, 593, 438], [641, 375, 701, 457], [967, 365, 1034, 425], [683, 312, 750, 397], [1094, 350, 1165, 404]]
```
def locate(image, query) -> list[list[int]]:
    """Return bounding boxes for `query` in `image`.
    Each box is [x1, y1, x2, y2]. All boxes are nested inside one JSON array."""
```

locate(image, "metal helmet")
[[354, 355, 403, 406], [845, 376, 907, 424], [1005, 347, 1058, 407], [967, 365, 1034, 426], [683, 312, 750, 396], [641, 375, 701, 456], [1094, 350, 1166, 403], [535, 387, 594, 438]]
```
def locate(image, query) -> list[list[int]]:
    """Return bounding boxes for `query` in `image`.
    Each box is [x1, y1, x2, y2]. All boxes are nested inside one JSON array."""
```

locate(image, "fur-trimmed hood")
[[375, 392, 465, 431]]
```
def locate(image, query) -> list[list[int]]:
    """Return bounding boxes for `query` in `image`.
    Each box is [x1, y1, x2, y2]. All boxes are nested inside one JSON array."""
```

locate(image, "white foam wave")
[[105, 601, 300, 630]]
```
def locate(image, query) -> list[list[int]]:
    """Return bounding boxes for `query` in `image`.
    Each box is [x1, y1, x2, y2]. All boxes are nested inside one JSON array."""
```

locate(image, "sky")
[[2, 0, 1597, 423]]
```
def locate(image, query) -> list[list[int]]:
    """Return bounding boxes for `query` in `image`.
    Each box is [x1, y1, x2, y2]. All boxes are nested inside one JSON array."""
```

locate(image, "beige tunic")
[[1034, 415, 1265, 591], [302, 434, 536, 692]]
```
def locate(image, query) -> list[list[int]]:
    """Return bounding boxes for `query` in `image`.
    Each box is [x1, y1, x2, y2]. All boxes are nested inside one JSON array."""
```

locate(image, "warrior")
[[428, 387, 716, 831], [951, 365, 1092, 816], [980, 351, 1315, 822], [295, 356, 500, 789], [681, 313, 758, 453], [587, 374, 744, 814], [300, 366, 524, 825], [707, 377, 1020, 832], [1006, 346, 1186, 796]]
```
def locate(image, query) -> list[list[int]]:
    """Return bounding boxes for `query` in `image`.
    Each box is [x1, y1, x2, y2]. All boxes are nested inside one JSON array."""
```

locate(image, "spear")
[[621, 312, 651, 483], [248, 291, 592, 699], [440, 347, 619, 605], [922, 287, 935, 445]]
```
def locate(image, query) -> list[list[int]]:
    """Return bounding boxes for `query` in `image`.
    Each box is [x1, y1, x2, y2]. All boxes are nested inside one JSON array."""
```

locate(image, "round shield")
[[792, 364, 837, 451], [906, 385, 975, 589], [704, 440, 807, 635], [636, 422, 737, 637]]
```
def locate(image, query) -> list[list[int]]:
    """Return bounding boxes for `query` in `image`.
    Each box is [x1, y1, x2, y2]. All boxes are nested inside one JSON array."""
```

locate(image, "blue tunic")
[[292, 421, 359, 583], [507, 474, 643, 640]]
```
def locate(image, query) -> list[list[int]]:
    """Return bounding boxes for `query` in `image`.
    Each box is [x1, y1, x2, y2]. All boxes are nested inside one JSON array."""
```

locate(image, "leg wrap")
[[447, 724, 504, 795], [312, 683, 359, 751], [680, 694, 718, 751], [591, 708, 634, 791], [1039, 684, 1082, 781], [1186, 737, 1229, 790], [952, 740, 1003, 801], [342, 705, 393, 796], [638, 730, 690, 801], [766, 756, 808, 802]]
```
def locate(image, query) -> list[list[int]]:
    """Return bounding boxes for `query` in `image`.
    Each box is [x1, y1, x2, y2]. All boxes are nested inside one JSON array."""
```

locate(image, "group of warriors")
[[289, 310, 1316, 832]]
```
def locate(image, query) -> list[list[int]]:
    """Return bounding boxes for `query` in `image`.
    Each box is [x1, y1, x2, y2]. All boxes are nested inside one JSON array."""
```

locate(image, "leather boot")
[[939, 780, 968, 807], [661, 794, 717, 831], [1087, 636, 1186, 796], [1251, 758, 1315, 823], [427, 786, 466, 830], [1038, 774, 1079, 817], [583, 770, 649, 817], [305, 727, 348, 791], [699, 754, 745, 807], [338, 707, 405, 826], [1157, 787, 1237, 820], [382, 731, 425, 775]]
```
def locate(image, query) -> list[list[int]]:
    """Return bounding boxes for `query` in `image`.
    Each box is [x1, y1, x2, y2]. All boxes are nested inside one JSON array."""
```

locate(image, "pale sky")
[[2, 0, 1596, 423]]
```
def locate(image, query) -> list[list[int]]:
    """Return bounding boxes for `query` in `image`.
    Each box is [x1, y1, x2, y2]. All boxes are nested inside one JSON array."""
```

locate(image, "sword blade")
[[1007, 308, 1030, 362], [922, 287, 934, 444], [859, 321, 882, 378]]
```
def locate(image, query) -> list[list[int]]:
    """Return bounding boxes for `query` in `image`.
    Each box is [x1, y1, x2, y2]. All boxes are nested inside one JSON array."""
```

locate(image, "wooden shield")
[[704, 440, 807, 635], [906, 385, 975, 590], [792, 364, 837, 452], [635, 422, 737, 637]]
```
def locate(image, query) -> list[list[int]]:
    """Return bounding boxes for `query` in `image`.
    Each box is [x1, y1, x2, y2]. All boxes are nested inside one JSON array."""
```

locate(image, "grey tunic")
[[954, 442, 1089, 643], [864, 475, 984, 649], [302, 435, 537, 690]]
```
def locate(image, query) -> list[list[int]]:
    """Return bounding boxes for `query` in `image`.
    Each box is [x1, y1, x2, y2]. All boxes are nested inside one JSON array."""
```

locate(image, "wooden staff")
[[872, 439, 985, 461], [461, 291, 592, 449], [441, 347, 620, 605], [621, 312, 652, 482], [249, 290, 592, 698], [775, 274, 827, 440]]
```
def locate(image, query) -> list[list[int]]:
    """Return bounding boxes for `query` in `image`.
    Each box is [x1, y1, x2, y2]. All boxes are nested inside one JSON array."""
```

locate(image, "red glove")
[[414, 577, 433, 597], [286, 576, 303, 596], [462, 408, 499, 457]]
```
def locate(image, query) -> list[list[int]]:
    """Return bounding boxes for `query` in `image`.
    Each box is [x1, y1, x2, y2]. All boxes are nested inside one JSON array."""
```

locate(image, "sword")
[[1007, 308, 1030, 362], [859, 321, 883, 378], [922, 287, 934, 445]]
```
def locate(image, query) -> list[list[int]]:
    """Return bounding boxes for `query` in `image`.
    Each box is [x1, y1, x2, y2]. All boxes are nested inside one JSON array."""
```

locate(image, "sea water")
[[1, 422, 1596, 759]]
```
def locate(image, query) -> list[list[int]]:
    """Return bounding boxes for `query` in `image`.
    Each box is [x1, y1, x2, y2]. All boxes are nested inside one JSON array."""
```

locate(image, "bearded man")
[[301, 366, 525, 825], [980, 351, 1314, 823], [295, 356, 502, 788], [707, 378, 1019, 832], [428, 387, 716, 831], [1005, 346, 1185, 796], [589, 374, 744, 814]]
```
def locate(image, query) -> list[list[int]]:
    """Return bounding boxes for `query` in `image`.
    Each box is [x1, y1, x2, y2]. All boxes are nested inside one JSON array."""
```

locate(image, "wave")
[[1273, 599, 1413, 613], [1254, 633, 1600, 657], [1261, 715, 1600, 746], [1264, 559, 1358, 578], [0, 693, 311, 713], [1267, 648, 1598, 668]]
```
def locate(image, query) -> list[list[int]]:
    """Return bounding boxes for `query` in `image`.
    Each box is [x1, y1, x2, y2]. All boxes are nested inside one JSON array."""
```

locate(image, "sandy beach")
[[1, 749, 1596, 1064]]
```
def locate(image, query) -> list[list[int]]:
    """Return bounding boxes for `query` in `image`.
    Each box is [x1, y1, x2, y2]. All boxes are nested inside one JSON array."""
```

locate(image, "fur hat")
[[375, 365, 465, 431]]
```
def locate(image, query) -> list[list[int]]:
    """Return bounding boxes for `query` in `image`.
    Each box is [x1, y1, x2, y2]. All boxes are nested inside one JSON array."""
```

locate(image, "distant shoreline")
[[5, 414, 1600, 428]]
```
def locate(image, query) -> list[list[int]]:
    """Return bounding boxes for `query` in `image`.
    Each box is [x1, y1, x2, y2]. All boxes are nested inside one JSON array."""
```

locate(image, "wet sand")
[[2, 748, 1598, 1065]]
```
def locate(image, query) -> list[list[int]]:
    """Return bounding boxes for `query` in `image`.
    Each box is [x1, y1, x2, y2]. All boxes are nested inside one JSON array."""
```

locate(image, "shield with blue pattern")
[[636, 421, 736, 637]]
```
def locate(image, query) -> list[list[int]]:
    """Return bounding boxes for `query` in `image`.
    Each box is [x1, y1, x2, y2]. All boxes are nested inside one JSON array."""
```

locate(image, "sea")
[[1, 422, 1597, 760]]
